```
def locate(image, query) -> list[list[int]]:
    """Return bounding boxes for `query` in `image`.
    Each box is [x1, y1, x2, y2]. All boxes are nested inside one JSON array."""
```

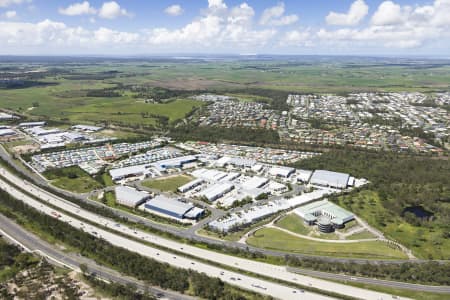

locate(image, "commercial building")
[[269, 166, 295, 178], [152, 155, 198, 172], [0, 112, 17, 120], [178, 178, 204, 193], [294, 199, 354, 229], [115, 186, 150, 208], [309, 170, 350, 189], [191, 168, 227, 182], [0, 129, 16, 137], [144, 195, 204, 219], [110, 164, 150, 182], [72, 124, 103, 132], [19, 121, 47, 128], [199, 182, 234, 201], [241, 176, 269, 190]]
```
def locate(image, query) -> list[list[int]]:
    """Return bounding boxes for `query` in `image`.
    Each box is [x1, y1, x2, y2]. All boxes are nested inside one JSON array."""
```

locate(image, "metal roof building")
[[309, 170, 350, 189], [110, 164, 150, 181], [199, 182, 234, 201], [178, 178, 204, 193], [144, 195, 203, 219], [0, 129, 16, 137], [294, 199, 354, 225], [269, 166, 295, 178], [19, 121, 47, 128], [241, 176, 269, 190], [115, 186, 150, 208]]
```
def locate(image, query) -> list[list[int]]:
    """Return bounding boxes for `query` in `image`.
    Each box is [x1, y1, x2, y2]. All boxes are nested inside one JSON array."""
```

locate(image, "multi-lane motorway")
[[0, 213, 194, 300], [0, 167, 408, 300]]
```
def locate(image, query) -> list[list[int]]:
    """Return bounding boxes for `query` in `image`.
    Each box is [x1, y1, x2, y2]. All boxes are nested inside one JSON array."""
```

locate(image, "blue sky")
[[0, 0, 449, 55]]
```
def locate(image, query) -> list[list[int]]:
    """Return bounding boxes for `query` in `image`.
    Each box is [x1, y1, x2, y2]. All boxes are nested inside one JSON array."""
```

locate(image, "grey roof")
[[295, 199, 354, 223], [310, 170, 350, 188], [115, 186, 149, 203], [109, 164, 148, 179], [0, 129, 16, 136], [145, 195, 194, 216], [200, 182, 234, 200], [241, 176, 269, 190]]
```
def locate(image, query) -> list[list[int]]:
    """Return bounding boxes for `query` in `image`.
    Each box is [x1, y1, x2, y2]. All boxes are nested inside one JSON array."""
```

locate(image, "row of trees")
[[0, 189, 270, 300]]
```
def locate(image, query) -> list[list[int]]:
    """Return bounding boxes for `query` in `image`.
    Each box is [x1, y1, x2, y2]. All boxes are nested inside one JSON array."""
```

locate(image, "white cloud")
[[208, 0, 227, 10], [282, 29, 312, 46], [371, 1, 403, 26], [164, 4, 183, 16], [2, 10, 16, 18], [59, 1, 96, 16], [260, 2, 298, 26], [98, 1, 130, 19], [326, 0, 368, 26], [0, 0, 30, 7]]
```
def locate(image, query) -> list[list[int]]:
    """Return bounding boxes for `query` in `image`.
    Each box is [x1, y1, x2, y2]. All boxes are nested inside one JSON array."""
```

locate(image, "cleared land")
[[142, 174, 193, 192], [43, 166, 103, 194], [246, 228, 408, 260]]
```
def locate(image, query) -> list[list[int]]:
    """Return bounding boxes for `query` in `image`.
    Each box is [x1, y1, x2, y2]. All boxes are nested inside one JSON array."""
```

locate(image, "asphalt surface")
[[0, 173, 338, 300], [0, 146, 428, 265], [0, 168, 416, 300], [0, 213, 193, 300]]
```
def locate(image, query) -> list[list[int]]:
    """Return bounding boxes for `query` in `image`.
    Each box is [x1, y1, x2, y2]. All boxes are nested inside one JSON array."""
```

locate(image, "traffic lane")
[[0, 170, 406, 300], [0, 178, 333, 300], [0, 214, 190, 300]]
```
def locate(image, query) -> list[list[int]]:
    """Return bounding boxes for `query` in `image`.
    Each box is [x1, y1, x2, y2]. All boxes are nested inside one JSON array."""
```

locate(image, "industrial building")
[[178, 178, 204, 193], [199, 182, 234, 201], [297, 169, 313, 183], [269, 166, 295, 178], [0, 128, 16, 137], [19, 121, 47, 128], [294, 199, 354, 230], [152, 155, 198, 171], [241, 176, 269, 190], [309, 170, 350, 189], [110, 164, 151, 182], [72, 124, 103, 132], [144, 195, 204, 219], [115, 186, 150, 208], [191, 168, 227, 182]]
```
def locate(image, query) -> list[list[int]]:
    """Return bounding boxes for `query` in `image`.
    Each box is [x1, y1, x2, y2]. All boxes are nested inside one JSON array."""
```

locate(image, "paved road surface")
[[0, 174, 338, 300], [0, 213, 193, 300]]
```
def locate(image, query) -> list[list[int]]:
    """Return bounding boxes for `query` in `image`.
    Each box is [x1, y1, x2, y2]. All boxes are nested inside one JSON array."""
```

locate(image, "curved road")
[[0, 168, 410, 300], [0, 146, 431, 265]]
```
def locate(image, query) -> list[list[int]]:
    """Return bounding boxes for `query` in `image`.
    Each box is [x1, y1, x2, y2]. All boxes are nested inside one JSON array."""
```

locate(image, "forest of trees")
[[293, 150, 450, 221], [169, 125, 280, 144]]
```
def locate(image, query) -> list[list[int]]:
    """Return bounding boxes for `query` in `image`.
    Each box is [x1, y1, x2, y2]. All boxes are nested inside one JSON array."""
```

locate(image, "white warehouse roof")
[[199, 182, 234, 201], [146, 195, 194, 217], [241, 176, 269, 190], [269, 166, 295, 177], [310, 170, 350, 189], [115, 186, 150, 207], [110, 164, 149, 180]]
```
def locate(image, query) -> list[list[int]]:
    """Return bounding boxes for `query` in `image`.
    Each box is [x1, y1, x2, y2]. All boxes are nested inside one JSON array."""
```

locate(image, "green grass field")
[[347, 230, 377, 240], [142, 174, 193, 192], [275, 214, 312, 235], [246, 228, 408, 260], [43, 166, 103, 194]]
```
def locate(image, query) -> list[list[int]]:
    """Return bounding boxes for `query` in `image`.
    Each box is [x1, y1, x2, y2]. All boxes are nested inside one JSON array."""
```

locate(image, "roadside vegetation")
[[43, 166, 103, 193]]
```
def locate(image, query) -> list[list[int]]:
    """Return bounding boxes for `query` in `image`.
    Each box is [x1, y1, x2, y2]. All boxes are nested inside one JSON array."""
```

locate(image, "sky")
[[0, 0, 450, 56]]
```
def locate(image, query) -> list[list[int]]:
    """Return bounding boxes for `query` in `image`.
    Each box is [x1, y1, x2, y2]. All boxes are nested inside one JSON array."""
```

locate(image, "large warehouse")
[[115, 186, 151, 208], [309, 170, 350, 189], [144, 195, 204, 219], [269, 166, 295, 178], [110, 164, 151, 182], [294, 199, 354, 228], [199, 182, 234, 201]]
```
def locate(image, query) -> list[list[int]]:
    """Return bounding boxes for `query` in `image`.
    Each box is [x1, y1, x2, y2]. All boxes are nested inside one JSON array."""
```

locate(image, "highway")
[[0, 172, 337, 300], [0, 145, 428, 265], [0, 167, 409, 300], [0, 213, 194, 300]]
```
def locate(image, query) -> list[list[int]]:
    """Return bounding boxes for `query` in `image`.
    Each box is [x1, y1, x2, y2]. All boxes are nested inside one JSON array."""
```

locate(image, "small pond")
[[402, 206, 434, 219]]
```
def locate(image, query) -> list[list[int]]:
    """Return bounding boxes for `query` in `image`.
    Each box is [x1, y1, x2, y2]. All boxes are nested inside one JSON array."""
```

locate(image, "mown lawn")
[[142, 174, 193, 192], [247, 228, 408, 260], [275, 213, 312, 235]]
